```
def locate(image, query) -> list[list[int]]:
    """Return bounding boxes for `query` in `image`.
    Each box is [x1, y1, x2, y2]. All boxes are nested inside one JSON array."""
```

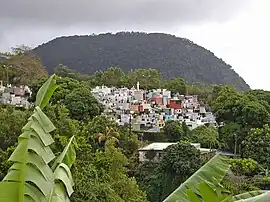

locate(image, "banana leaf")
[[35, 74, 57, 109], [234, 191, 270, 202], [163, 154, 230, 202], [52, 136, 76, 170], [231, 190, 268, 202], [0, 75, 76, 201]]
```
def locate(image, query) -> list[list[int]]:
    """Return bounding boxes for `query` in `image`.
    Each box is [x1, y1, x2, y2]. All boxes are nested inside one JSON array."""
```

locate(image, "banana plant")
[[163, 154, 268, 202], [0, 75, 76, 202], [163, 154, 231, 202]]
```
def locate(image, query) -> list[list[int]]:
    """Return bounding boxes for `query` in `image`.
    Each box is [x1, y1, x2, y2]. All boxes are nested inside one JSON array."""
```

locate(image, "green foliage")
[[182, 122, 190, 137], [51, 77, 90, 104], [245, 89, 270, 106], [54, 64, 89, 81], [30, 76, 103, 121], [212, 86, 245, 124], [139, 131, 167, 142], [83, 115, 117, 148], [219, 123, 241, 150], [242, 101, 270, 128], [28, 76, 48, 103], [211, 85, 270, 153], [117, 127, 141, 158], [186, 181, 230, 202], [145, 149, 157, 162], [212, 86, 270, 128], [230, 158, 261, 176], [0, 75, 76, 201], [30, 76, 87, 104], [163, 154, 230, 202], [64, 87, 103, 120], [0, 149, 12, 180], [0, 47, 47, 85], [0, 105, 31, 150], [163, 120, 185, 142], [127, 68, 163, 89], [189, 125, 219, 148], [163, 78, 186, 94], [89, 67, 125, 87], [35, 74, 57, 109], [163, 154, 266, 202], [71, 140, 147, 202], [242, 125, 270, 167], [136, 141, 202, 201], [186, 83, 214, 101], [33, 32, 250, 90], [43, 104, 81, 139], [5, 42, 270, 201], [232, 190, 268, 202]]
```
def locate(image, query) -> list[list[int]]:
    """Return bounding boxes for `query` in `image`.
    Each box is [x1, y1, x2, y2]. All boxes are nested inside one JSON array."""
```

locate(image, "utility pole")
[[234, 133, 237, 155], [129, 112, 132, 135]]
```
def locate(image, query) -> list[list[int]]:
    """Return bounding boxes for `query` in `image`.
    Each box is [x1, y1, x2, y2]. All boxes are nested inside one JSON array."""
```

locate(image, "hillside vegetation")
[[0, 47, 47, 85], [34, 32, 249, 91], [0, 73, 270, 201]]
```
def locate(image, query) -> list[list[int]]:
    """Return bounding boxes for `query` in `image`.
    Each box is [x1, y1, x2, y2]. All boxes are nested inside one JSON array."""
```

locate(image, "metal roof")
[[138, 142, 201, 151]]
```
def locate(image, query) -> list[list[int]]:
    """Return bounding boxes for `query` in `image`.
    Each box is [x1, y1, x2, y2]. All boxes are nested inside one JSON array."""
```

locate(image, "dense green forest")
[[1, 68, 270, 201], [33, 32, 249, 91]]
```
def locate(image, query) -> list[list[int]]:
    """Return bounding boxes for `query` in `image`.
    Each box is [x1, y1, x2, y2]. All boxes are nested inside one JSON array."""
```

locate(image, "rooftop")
[[138, 142, 201, 151]]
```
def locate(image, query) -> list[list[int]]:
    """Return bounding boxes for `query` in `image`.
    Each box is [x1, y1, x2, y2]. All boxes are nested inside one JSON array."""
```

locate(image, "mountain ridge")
[[33, 32, 250, 91]]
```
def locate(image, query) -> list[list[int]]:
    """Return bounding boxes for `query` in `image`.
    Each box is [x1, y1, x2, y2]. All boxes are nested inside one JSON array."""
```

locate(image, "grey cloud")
[[0, 0, 252, 26], [0, 0, 253, 51]]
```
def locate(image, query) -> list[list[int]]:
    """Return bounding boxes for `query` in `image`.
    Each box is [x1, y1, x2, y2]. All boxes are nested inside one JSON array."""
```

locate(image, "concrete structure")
[[0, 83, 32, 108], [138, 142, 214, 162], [92, 85, 217, 131]]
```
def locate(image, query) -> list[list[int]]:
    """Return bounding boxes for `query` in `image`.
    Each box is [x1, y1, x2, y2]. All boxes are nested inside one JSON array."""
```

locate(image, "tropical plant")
[[163, 120, 185, 142], [0, 74, 76, 202], [242, 125, 270, 167], [163, 154, 268, 202], [189, 125, 219, 149], [97, 126, 120, 147], [230, 158, 261, 177]]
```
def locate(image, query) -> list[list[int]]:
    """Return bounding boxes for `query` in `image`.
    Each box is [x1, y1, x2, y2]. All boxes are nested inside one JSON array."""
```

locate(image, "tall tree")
[[164, 78, 186, 94], [71, 139, 147, 202], [0, 105, 30, 150], [54, 64, 89, 81], [163, 120, 185, 142], [242, 124, 270, 168], [127, 68, 162, 89], [64, 87, 104, 120], [145, 141, 202, 201], [0, 46, 47, 85], [189, 125, 219, 149], [97, 126, 120, 148]]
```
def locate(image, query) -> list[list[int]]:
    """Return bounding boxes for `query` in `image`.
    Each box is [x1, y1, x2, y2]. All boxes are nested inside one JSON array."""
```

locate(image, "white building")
[[138, 142, 214, 162], [92, 85, 111, 95]]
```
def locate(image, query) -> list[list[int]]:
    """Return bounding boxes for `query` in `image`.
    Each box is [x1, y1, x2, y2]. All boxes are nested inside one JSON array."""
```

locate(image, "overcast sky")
[[0, 0, 269, 90]]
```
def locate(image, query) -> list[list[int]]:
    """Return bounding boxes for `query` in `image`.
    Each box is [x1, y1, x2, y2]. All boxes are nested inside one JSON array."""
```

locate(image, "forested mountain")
[[33, 32, 250, 91]]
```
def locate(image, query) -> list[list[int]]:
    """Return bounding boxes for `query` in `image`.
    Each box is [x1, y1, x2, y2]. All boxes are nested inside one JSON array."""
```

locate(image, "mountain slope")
[[34, 32, 250, 91]]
